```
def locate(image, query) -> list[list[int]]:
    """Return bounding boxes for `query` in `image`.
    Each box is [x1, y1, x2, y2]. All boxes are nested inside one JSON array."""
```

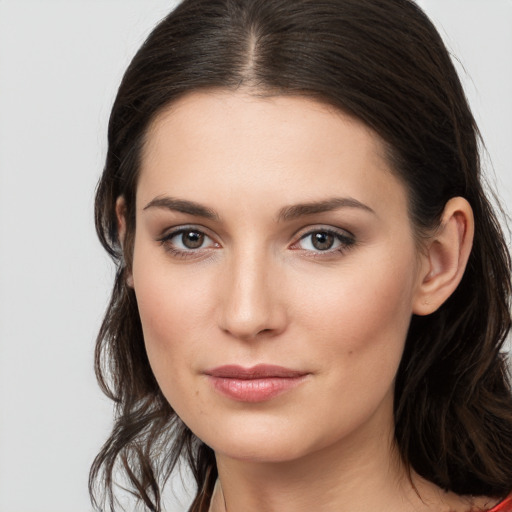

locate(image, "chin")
[[212, 435, 313, 464], [188, 410, 345, 465]]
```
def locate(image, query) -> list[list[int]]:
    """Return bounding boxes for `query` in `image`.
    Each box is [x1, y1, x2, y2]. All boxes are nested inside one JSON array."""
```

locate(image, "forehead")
[[138, 90, 408, 220], [143, 89, 389, 165]]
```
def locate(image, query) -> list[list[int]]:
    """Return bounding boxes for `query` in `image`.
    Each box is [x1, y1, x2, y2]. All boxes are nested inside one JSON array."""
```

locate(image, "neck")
[[211, 396, 418, 512]]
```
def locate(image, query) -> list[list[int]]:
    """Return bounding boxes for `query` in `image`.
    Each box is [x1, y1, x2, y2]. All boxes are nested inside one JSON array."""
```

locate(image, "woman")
[[89, 0, 512, 511]]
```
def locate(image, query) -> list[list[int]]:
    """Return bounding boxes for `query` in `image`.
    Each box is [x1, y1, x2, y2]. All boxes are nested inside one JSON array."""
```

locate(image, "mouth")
[[204, 364, 310, 402]]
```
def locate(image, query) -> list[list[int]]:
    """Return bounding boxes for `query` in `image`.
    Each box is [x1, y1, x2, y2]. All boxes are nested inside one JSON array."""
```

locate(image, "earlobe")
[[413, 197, 474, 316], [115, 196, 134, 288]]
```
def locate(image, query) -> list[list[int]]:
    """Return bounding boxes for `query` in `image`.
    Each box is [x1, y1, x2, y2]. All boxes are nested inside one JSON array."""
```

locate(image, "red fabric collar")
[[488, 496, 512, 512]]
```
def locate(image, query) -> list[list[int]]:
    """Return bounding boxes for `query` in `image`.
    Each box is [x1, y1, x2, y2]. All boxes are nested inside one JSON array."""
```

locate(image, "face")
[[129, 90, 426, 463]]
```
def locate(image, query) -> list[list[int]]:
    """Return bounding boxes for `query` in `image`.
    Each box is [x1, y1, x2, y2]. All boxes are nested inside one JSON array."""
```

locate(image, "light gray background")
[[0, 1, 511, 511]]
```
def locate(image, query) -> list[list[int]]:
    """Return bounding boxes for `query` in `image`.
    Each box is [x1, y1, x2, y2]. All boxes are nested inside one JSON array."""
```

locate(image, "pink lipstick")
[[204, 364, 309, 402]]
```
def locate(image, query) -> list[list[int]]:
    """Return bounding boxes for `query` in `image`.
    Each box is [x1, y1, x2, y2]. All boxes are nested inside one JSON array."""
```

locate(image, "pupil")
[[312, 232, 334, 251], [182, 231, 204, 249]]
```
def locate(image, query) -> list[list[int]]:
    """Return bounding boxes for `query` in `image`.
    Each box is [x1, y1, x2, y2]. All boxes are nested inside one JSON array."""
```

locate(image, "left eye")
[[295, 230, 353, 252]]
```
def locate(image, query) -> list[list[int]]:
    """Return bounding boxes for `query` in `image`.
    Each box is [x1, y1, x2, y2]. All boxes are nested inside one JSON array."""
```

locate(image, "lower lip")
[[208, 376, 307, 402]]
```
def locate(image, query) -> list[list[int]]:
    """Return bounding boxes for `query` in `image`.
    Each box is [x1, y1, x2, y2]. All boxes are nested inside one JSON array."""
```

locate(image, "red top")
[[488, 496, 512, 512]]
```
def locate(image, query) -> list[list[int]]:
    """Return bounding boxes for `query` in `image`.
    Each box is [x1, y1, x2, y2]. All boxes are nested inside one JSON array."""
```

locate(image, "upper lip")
[[204, 364, 308, 379]]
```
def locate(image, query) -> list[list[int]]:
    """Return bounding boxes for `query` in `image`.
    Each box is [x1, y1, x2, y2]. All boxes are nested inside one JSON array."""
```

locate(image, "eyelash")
[[156, 226, 356, 259]]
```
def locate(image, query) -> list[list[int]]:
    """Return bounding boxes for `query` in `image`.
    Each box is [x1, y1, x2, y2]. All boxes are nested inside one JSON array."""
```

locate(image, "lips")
[[204, 364, 309, 402], [206, 364, 307, 379]]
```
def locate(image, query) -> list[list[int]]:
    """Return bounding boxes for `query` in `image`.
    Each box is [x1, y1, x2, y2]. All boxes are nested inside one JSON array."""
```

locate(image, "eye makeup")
[[156, 223, 357, 261]]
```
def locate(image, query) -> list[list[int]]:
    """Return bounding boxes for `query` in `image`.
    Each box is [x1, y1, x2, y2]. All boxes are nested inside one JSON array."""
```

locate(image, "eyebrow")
[[277, 197, 375, 221], [142, 195, 375, 222], [143, 196, 219, 220]]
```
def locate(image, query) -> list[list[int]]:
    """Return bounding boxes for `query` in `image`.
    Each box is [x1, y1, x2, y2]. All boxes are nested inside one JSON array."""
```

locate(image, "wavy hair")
[[90, 0, 512, 510]]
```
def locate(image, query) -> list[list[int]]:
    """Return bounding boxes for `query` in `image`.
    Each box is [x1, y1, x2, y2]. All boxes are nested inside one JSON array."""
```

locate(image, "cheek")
[[278, 257, 416, 448], [299, 254, 414, 337], [295, 252, 416, 386], [134, 266, 212, 360], [133, 273, 207, 427], [131, 246, 220, 415]]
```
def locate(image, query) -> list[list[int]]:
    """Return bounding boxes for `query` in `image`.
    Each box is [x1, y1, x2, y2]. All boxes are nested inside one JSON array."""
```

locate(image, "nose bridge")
[[219, 243, 285, 340]]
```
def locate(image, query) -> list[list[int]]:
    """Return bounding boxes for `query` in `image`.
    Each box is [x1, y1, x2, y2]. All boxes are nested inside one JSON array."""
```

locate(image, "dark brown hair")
[[90, 1, 512, 510]]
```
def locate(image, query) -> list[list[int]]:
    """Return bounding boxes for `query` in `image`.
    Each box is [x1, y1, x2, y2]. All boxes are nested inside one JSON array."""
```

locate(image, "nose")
[[217, 250, 288, 341]]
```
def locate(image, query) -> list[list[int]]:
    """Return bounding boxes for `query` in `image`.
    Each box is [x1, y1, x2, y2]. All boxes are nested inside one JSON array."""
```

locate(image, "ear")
[[413, 197, 474, 316], [115, 196, 134, 288]]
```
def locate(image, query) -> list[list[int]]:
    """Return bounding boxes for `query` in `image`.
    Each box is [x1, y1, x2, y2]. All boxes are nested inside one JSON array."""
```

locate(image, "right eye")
[[174, 230, 207, 249], [158, 227, 220, 256]]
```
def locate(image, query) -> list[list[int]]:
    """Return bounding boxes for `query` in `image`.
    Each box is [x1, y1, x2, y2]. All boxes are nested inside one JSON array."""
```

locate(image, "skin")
[[118, 90, 482, 511]]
